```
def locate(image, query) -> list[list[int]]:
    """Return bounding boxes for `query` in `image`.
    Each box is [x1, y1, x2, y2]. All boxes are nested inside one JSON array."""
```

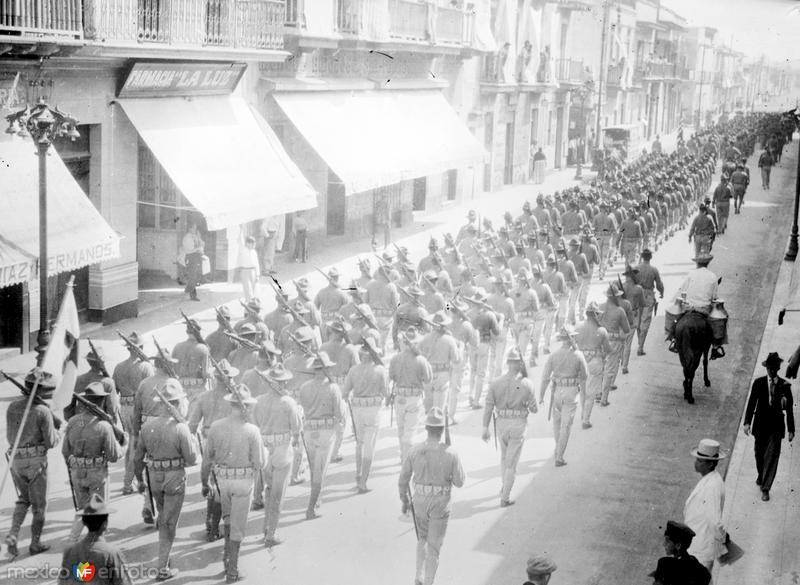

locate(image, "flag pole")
[[0, 377, 40, 500]]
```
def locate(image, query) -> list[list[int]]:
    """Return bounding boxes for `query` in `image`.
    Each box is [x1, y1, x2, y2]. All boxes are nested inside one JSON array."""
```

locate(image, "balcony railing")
[[0, 0, 83, 38], [90, 0, 284, 50], [555, 58, 587, 83], [388, 0, 471, 46], [335, 0, 359, 34], [285, 0, 302, 27]]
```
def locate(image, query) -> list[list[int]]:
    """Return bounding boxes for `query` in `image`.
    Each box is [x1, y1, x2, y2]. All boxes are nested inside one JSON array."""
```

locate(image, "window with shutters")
[[138, 140, 187, 230]]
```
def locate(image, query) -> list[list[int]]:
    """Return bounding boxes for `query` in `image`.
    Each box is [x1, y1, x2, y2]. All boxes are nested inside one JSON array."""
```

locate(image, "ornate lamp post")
[[785, 110, 800, 261], [574, 79, 595, 181], [5, 98, 80, 359]]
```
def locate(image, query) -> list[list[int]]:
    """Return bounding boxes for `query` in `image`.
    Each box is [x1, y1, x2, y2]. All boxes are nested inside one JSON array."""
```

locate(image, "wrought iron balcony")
[[555, 58, 587, 84], [88, 0, 285, 50], [388, 0, 473, 46], [0, 0, 83, 39]]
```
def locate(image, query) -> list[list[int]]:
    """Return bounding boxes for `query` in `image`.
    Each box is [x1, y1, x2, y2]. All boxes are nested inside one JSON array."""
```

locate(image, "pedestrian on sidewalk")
[[292, 211, 309, 263], [532, 147, 547, 184], [650, 520, 711, 585], [524, 554, 557, 584], [258, 218, 279, 275], [743, 352, 795, 502], [684, 438, 728, 572], [758, 147, 774, 190], [181, 223, 204, 301]]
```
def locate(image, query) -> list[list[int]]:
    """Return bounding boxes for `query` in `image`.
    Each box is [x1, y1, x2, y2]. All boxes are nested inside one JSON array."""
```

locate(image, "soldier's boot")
[[28, 516, 49, 555], [142, 504, 155, 525], [5, 502, 27, 556], [221, 525, 231, 576], [209, 501, 222, 541], [225, 541, 244, 584], [204, 499, 214, 540]]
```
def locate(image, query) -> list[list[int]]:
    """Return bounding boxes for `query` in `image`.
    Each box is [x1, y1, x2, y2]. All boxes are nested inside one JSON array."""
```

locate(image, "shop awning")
[[118, 96, 317, 231], [273, 90, 487, 195], [0, 138, 121, 289]]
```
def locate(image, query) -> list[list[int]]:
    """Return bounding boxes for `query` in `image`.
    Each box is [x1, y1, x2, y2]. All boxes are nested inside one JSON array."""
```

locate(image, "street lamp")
[[5, 98, 80, 359], [574, 79, 595, 180], [785, 110, 800, 261]]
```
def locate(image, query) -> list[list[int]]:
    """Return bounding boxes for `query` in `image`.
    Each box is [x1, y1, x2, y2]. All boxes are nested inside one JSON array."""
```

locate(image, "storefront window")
[[138, 139, 182, 230]]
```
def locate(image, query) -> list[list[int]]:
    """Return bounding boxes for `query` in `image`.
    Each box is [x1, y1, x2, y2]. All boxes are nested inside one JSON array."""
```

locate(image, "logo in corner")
[[72, 562, 96, 582]]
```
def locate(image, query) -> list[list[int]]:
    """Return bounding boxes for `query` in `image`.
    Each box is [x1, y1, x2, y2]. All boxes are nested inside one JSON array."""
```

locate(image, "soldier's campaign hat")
[[153, 378, 186, 402], [307, 351, 337, 370], [239, 323, 260, 338], [428, 237, 439, 250], [224, 383, 257, 405], [431, 310, 452, 327], [290, 300, 311, 315], [424, 406, 446, 428], [505, 347, 524, 362], [23, 368, 56, 397], [347, 281, 367, 297], [78, 493, 109, 517], [640, 248, 653, 260], [622, 264, 639, 278], [555, 326, 578, 341], [467, 209, 477, 219], [762, 352, 783, 368], [295, 277, 311, 292], [664, 520, 695, 547], [86, 346, 105, 362], [406, 284, 424, 297], [526, 554, 557, 577], [244, 297, 262, 313], [327, 267, 340, 279], [606, 282, 624, 297], [568, 237, 580, 248], [403, 327, 425, 345], [327, 318, 351, 335], [381, 251, 395, 263], [516, 268, 532, 281], [266, 364, 293, 382], [546, 255, 557, 265], [259, 339, 282, 357], [81, 381, 111, 397], [292, 326, 316, 344], [690, 438, 727, 461], [214, 359, 240, 379], [585, 301, 602, 316], [691, 253, 714, 265], [123, 332, 145, 347]]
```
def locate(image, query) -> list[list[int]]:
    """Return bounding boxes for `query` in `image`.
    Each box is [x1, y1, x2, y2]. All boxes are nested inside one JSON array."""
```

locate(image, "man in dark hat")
[[524, 554, 557, 584], [113, 332, 155, 495], [252, 364, 302, 546], [63, 382, 126, 541], [173, 317, 211, 404], [342, 338, 389, 493], [134, 379, 198, 580], [398, 406, 465, 585], [297, 351, 344, 519], [202, 384, 263, 583], [4, 369, 59, 556], [58, 494, 133, 585], [651, 520, 711, 585], [744, 352, 795, 501]]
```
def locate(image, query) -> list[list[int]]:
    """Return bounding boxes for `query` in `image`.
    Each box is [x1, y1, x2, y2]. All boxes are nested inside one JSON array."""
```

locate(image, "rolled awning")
[[118, 96, 317, 231], [273, 90, 487, 195], [0, 138, 121, 289]]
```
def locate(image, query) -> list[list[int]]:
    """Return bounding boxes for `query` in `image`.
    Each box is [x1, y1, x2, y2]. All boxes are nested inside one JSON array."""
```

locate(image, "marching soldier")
[[366, 263, 400, 352], [228, 324, 261, 380], [241, 342, 283, 400], [277, 301, 320, 352], [539, 327, 588, 467], [398, 407, 465, 585], [543, 255, 567, 336], [508, 241, 532, 275], [688, 204, 717, 257], [63, 382, 126, 540], [390, 327, 433, 463], [635, 248, 664, 355], [314, 267, 349, 341], [482, 348, 537, 506], [263, 292, 293, 341], [283, 326, 317, 486], [421, 271, 446, 315], [252, 364, 302, 547], [188, 360, 236, 539], [206, 306, 237, 362], [487, 277, 515, 381], [599, 283, 631, 407], [342, 338, 389, 493], [113, 332, 155, 495], [394, 284, 430, 350], [578, 230, 599, 317], [617, 208, 643, 266], [591, 204, 616, 269], [561, 200, 586, 239], [320, 319, 359, 463], [340, 283, 367, 322], [531, 265, 556, 359], [297, 352, 345, 519], [201, 384, 263, 584], [468, 292, 500, 410], [447, 299, 478, 424], [4, 369, 60, 557], [576, 303, 611, 429], [533, 195, 551, 235], [419, 311, 460, 412], [511, 269, 541, 367], [621, 265, 644, 375], [455, 209, 478, 243], [66, 347, 119, 422], [356, 257, 373, 290], [557, 245, 580, 327], [234, 297, 270, 340], [172, 317, 211, 403], [292, 277, 323, 332], [348, 302, 380, 346], [134, 379, 198, 580], [418, 238, 441, 274]]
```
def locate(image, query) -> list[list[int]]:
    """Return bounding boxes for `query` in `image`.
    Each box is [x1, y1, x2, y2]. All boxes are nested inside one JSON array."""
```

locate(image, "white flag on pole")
[[41, 279, 80, 412]]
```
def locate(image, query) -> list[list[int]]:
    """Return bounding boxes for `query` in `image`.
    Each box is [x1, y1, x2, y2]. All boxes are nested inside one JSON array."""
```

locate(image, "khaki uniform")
[[419, 330, 460, 412], [172, 338, 211, 402], [448, 317, 477, 416], [58, 534, 133, 585], [575, 320, 611, 425], [112, 356, 154, 490], [389, 349, 433, 462], [470, 310, 499, 406], [541, 348, 588, 462], [600, 302, 631, 402], [314, 285, 349, 340], [543, 269, 567, 336], [487, 292, 515, 381], [206, 327, 237, 363], [511, 286, 540, 365], [399, 439, 465, 585], [319, 339, 360, 460], [621, 282, 645, 370], [634, 262, 664, 351], [365, 277, 400, 351], [618, 219, 643, 265], [284, 351, 315, 483]]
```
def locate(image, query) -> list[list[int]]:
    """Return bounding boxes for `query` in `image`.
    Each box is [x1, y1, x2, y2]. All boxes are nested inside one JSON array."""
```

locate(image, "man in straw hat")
[[539, 326, 587, 467], [390, 327, 433, 464], [575, 302, 611, 430], [134, 378, 198, 580], [63, 382, 126, 541], [650, 520, 711, 585], [684, 438, 728, 571], [524, 554, 557, 585], [398, 406, 465, 585], [202, 383, 263, 583], [482, 348, 537, 507], [672, 252, 725, 358], [420, 310, 460, 412], [298, 351, 344, 520], [252, 364, 301, 547], [113, 332, 155, 495], [58, 494, 133, 585], [342, 337, 389, 493], [4, 368, 59, 557], [744, 352, 795, 502]]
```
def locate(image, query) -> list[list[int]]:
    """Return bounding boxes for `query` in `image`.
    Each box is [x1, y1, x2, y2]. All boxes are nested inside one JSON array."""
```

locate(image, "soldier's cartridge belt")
[[496, 409, 528, 419], [305, 417, 336, 430], [414, 484, 451, 496], [180, 377, 205, 386], [581, 349, 602, 359], [68, 455, 107, 468], [430, 363, 451, 373], [352, 396, 384, 407], [214, 466, 255, 479], [119, 395, 136, 405], [395, 386, 422, 397], [147, 458, 185, 470], [262, 432, 292, 445], [553, 377, 580, 387], [11, 445, 47, 459], [372, 308, 393, 317]]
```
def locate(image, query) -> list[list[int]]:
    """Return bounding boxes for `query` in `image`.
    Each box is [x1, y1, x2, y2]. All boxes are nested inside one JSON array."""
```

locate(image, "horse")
[[674, 310, 712, 404]]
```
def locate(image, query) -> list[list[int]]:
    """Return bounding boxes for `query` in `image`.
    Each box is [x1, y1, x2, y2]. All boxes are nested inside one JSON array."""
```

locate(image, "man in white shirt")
[[238, 232, 260, 302], [674, 254, 718, 315], [684, 438, 728, 571]]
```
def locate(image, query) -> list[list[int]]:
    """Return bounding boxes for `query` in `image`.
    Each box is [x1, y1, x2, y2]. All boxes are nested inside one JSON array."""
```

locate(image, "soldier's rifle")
[[87, 339, 111, 378], [360, 338, 385, 367], [73, 394, 127, 445], [488, 237, 510, 269], [180, 309, 206, 345], [396, 284, 424, 310], [444, 405, 451, 447], [314, 266, 337, 288], [0, 371, 64, 430], [266, 278, 311, 329], [223, 331, 260, 352], [393, 243, 410, 265], [152, 337, 179, 379], [116, 330, 151, 363], [352, 303, 379, 331], [215, 307, 235, 335], [406, 486, 419, 541]]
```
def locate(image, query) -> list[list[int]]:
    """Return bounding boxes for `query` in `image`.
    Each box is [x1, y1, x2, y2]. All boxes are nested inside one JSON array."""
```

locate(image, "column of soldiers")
[[4, 113, 770, 585]]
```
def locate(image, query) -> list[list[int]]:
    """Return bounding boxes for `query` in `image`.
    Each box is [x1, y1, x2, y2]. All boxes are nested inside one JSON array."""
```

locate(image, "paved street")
[[1, 136, 797, 585]]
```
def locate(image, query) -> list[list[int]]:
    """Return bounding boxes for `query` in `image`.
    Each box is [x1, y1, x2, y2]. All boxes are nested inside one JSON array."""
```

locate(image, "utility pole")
[[695, 43, 706, 128], [595, 0, 611, 145]]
